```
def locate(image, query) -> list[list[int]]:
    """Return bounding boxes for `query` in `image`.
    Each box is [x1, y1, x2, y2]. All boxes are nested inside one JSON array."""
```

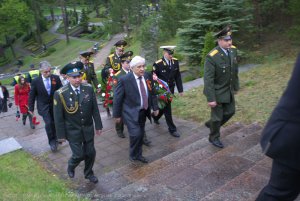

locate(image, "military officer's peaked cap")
[[114, 40, 127, 48], [79, 51, 94, 59], [120, 51, 133, 62], [215, 25, 232, 40], [61, 61, 84, 77], [160, 45, 176, 55]]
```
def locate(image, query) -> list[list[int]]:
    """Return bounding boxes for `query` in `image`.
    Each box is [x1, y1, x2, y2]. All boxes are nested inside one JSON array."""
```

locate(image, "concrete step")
[[97, 123, 262, 200]]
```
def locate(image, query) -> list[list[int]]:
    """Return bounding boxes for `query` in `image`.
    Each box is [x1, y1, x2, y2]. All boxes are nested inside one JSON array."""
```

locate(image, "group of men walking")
[[19, 25, 241, 185]]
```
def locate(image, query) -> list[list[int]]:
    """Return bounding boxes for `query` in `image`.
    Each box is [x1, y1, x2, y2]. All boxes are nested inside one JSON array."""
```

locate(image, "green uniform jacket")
[[82, 62, 99, 89], [102, 52, 122, 81], [53, 83, 102, 143], [203, 45, 239, 103]]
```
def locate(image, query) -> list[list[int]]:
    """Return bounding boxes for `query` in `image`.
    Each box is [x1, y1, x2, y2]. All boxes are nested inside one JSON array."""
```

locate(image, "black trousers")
[[128, 109, 146, 159], [68, 140, 96, 178], [153, 102, 176, 133], [256, 160, 300, 201], [41, 111, 57, 145]]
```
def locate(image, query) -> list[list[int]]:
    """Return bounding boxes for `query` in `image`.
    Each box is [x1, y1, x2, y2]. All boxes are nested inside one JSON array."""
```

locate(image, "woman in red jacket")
[[14, 76, 34, 128]]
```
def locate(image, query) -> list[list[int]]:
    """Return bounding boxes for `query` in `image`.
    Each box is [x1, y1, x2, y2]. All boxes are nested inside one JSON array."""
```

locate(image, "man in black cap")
[[102, 40, 127, 81], [203, 25, 239, 148], [102, 40, 127, 117], [53, 61, 103, 184], [79, 51, 101, 93], [152, 46, 183, 138]]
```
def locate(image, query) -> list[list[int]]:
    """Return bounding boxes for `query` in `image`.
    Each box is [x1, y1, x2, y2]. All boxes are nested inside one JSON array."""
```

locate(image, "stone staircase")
[[83, 122, 287, 201]]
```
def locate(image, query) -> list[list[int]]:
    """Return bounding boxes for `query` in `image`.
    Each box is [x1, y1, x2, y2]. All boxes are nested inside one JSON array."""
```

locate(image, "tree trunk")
[[50, 6, 55, 23], [31, 0, 43, 45], [5, 35, 16, 59], [60, 0, 70, 44], [95, 3, 100, 18]]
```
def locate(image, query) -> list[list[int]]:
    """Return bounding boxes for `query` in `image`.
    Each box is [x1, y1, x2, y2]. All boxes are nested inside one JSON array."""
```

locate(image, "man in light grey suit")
[[113, 56, 159, 163]]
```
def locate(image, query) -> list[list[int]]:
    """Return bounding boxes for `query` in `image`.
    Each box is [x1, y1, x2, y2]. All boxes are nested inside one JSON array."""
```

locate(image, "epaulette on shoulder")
[[58, 85, 68, 94], [209, 49, 219, 57], [82, 83, 92, 87], [115, 71, 121, 76], [108, 54, 114, 58], [155, 59, 162, 64], [231, 45, 237, 49], [172, 57, 178, 61]]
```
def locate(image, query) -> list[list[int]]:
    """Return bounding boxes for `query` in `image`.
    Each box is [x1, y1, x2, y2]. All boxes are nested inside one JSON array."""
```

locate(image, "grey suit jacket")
[[113, 72, 158, 128]]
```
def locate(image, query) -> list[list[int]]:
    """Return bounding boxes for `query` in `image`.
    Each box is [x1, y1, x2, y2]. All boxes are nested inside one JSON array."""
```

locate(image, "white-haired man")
[[28, 61, 63, 152], [113, 56, 159, 163]]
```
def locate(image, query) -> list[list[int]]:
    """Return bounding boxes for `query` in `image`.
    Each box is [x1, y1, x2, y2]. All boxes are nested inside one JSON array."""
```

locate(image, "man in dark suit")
[[28, 61, 62, 152], [203, 26, 239, 148], [256, 55, 300, 201], [113, 51, 133, 138], [152, 46, 183, 137], [53, 61, 102, 184], [113, 56, 159, 163]]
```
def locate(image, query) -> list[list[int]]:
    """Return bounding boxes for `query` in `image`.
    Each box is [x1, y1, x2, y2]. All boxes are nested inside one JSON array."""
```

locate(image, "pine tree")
[[80, 8, 89, 32], [178, 0, 252, 64]]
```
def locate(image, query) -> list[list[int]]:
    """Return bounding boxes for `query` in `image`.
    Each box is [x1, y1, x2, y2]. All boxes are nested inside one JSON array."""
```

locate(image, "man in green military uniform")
[[113, 51, 133, 138], [53, 61, 103, 183], [79, 51, 101, 93], [101, 40, 127, 117], [203, 25, 239, 148], [102, 40, 127, 82]]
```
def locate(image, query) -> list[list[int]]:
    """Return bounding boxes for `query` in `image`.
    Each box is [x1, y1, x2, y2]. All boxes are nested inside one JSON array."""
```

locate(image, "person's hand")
[[96, 88, 101, 94], [95, 129, 102, 136], [115, 118, 121, 123], [179, 92, 184, 97], [208, 101, 217, 108], [109, 68, 114, 74], [153, 110, 159, 116], [57, 139, 66, 144]]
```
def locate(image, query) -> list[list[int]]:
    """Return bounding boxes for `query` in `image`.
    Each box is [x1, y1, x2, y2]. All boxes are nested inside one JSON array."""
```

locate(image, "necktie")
[[75, 89, 80, 100], [45, 78, 51, 95], [138, 77, 148, 110], [227, 49, 231, 61]]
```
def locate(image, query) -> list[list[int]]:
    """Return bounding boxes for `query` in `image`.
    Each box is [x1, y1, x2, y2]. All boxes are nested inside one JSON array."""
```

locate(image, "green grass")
[[19, 39, 94, 71], [172, 53, 297, 125], [0, 150, 87, 201]]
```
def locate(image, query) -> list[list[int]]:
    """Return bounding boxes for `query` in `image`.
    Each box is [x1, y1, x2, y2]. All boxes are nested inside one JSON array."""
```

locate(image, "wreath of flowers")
[[102, 73, 116, 108], [153, 77, 174, 109]]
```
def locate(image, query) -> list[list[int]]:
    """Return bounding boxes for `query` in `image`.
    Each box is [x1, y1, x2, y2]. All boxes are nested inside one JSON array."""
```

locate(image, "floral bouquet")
[[153, 77, 174, 109], [101, 73, 117, 108]]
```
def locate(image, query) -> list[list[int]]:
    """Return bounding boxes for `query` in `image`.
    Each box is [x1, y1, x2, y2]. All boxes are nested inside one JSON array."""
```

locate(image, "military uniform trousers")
[[128, 109, 147, 159], [68, 139, 96, 178], [207, 97, 235, 141], [256, 160, 300, 201], [42, 110, 57, 145]]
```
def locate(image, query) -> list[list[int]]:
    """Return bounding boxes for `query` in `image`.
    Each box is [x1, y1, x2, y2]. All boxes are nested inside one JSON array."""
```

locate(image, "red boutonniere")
[[51, 78, 56, 85], [146, 80, 152, 91]]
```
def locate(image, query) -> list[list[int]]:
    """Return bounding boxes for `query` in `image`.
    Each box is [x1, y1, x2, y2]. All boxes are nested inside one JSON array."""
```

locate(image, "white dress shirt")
[[133, 73, 148, 108]]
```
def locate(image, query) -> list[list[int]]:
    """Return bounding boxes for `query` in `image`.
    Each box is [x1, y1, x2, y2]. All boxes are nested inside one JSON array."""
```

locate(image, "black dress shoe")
[[67, 167, 75, 178], [152, 114, 160, 125], [87, 175, 98, 184], [130, 156, 149, 163], [117, 132, 125, 138], [170, 131, 180, 137], [143, 138, 152, 146], [50, 142, 57, 152], [204, 121, 210, 128], [209, 138, 224, 148]]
